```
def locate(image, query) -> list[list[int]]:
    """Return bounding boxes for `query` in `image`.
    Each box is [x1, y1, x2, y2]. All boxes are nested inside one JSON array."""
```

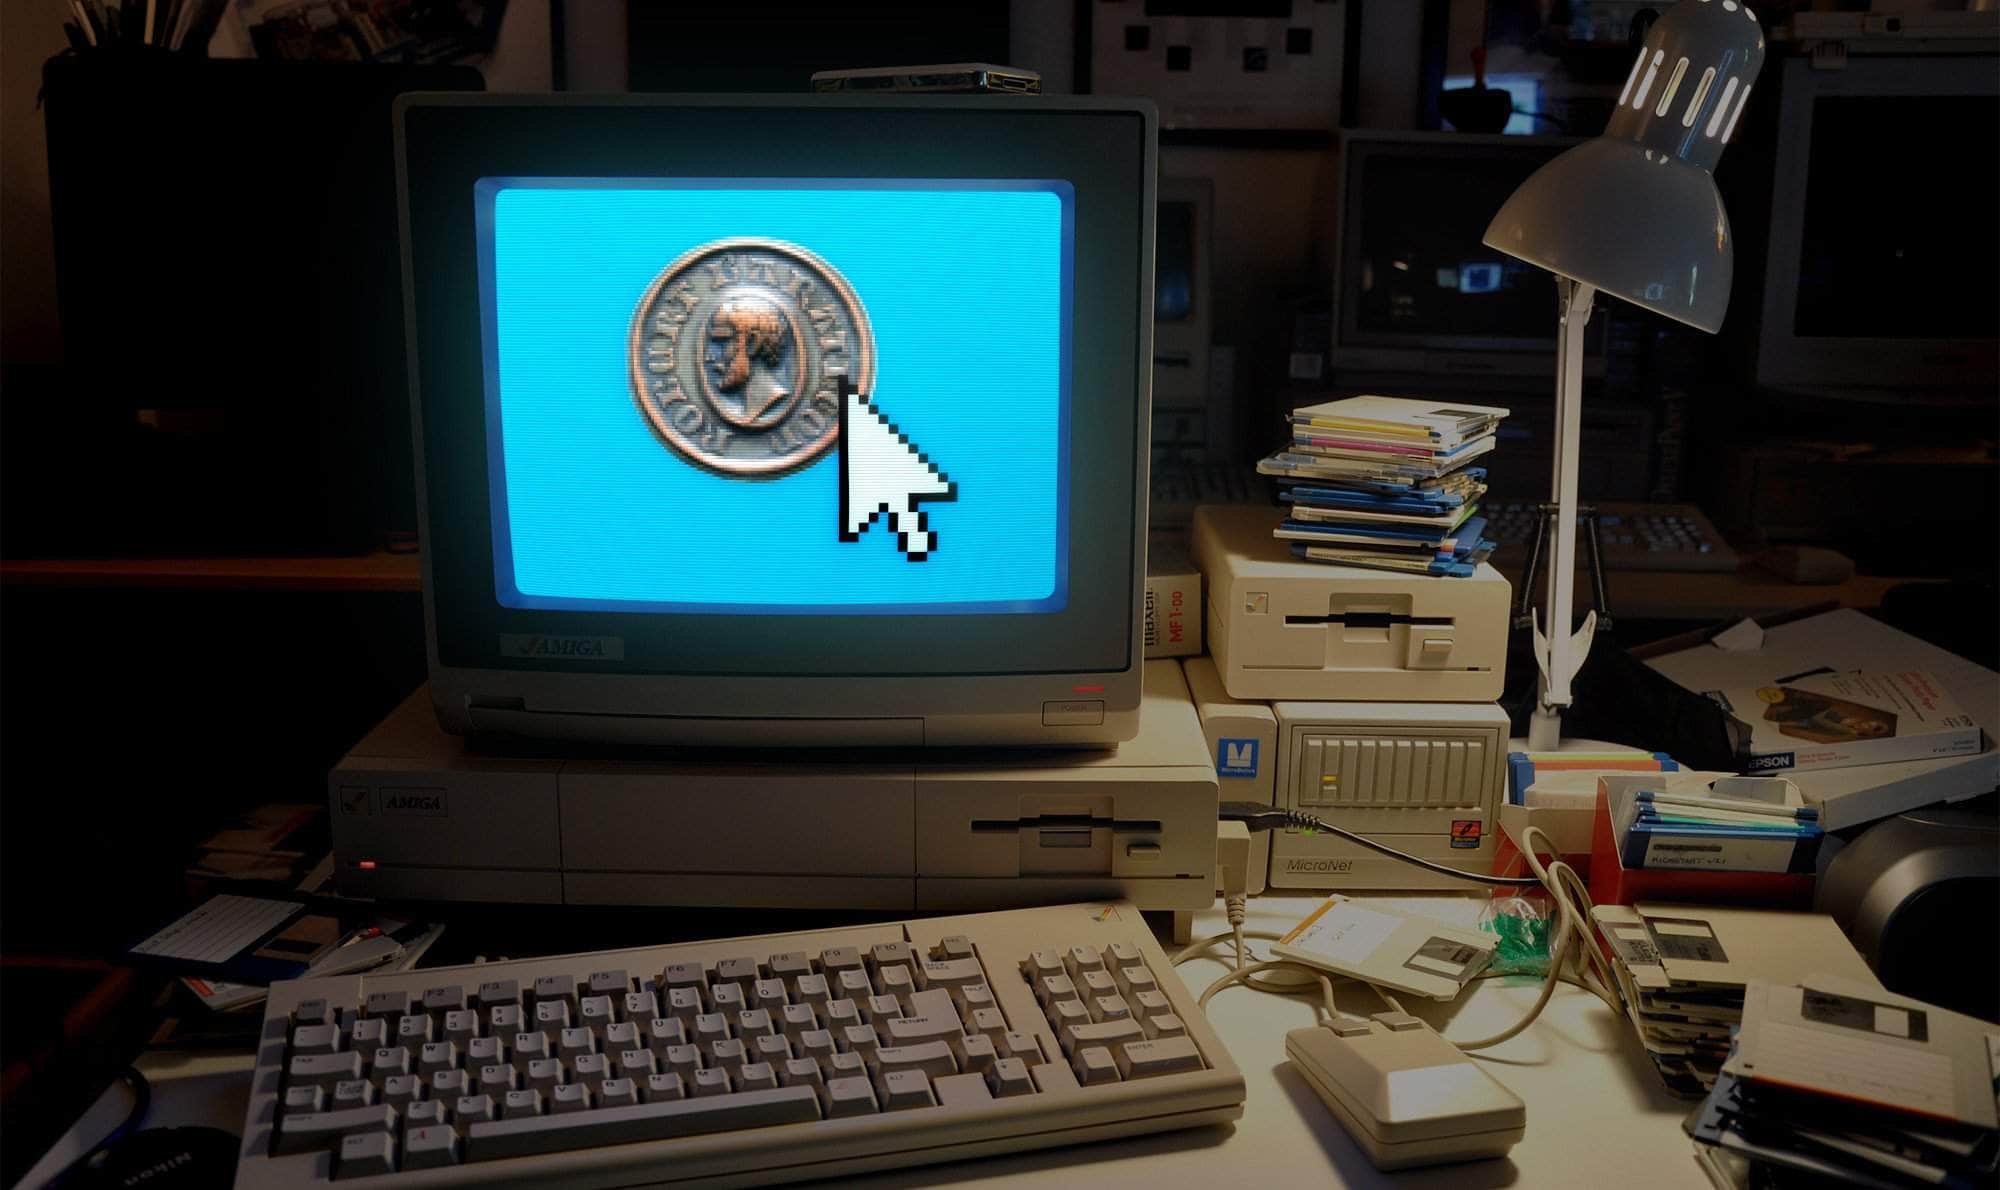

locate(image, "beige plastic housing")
[[1285, 1019, 1525, 1170], [1269, 700, 1508, 890], [1181, 655, 1272, 895], [330, 662, 1218, 913], [1191, 504, 1509, 704]]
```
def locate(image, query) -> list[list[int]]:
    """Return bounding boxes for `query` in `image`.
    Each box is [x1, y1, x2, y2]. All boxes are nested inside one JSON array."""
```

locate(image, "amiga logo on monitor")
[[402, 96, 1155, 747]]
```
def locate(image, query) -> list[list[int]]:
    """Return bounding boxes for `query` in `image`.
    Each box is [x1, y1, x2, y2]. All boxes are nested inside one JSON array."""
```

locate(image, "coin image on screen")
[[629, 238, 874, 476]]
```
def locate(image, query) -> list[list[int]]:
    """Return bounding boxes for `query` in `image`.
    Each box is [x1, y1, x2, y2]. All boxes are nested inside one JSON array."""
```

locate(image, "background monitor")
[[1330, 130, 1604, 383], [1749, 56, 1998, 398], [1153, 177, 1213, 413], [398, 94, 1155, 748]]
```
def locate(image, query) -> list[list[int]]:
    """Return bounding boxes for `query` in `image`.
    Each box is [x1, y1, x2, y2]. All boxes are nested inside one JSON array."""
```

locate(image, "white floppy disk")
[[1271, 896, 1496, 1000]]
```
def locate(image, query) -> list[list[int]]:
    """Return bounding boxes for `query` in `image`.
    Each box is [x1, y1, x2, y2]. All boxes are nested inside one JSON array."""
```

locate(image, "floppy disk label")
[[1802, 988, 1929, 1042], [1647, 917, 1729, 964]]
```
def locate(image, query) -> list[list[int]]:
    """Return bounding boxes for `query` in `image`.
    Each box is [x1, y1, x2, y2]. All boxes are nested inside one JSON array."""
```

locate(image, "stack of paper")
[[1256, 395, 1507, 577], [1689, 978, 1998, 1188], [1590, 903, 1882, 1097]]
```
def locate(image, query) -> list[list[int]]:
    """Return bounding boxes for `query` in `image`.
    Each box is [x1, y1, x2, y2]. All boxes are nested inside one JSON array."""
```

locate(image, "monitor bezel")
[[1753, 56, 1999, 393], [395, 94, 1155, 740]]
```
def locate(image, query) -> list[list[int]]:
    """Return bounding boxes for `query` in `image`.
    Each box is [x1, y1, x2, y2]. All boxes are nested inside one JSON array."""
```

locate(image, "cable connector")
[[1220, 801, 1317, 833], [1216, 820, 1252, 907]]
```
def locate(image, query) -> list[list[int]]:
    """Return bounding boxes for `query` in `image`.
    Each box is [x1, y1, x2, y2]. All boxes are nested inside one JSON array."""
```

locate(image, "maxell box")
[[1145, 534, 1201, 659], [1182, 655, 1272, 894]]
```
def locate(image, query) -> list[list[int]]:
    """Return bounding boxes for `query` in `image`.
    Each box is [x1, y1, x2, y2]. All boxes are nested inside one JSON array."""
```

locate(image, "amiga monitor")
[[396, 94, 1157, 747]]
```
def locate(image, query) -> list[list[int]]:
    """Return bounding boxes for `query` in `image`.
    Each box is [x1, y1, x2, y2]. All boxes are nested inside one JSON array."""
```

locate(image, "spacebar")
[[465, 1087, 823, 1161]]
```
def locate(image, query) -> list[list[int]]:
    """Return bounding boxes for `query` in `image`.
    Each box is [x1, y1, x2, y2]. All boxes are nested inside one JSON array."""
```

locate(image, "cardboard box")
[[1182, 655, 1271, 894], [1587, 784, 1813, 909], [1145, 535, 1201, 659]]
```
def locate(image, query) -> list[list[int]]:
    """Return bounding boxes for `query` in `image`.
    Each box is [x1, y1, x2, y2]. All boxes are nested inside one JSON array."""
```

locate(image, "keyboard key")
[[532, 974, 577, 1010], [709, 983, 747, 1015], [560, 1026, 599, 1059], [821, 947, 864, 977], [588, 970, 631, 998], [707, 1038, 748, 1072], [465, 1036, 505, 1067], [525, 1058, 564, 1090], [599, 1077, 639, 1108], [957, 1033, 998, 1074], [884, 1014, 961, 1047], [578, 995, 615, 1028], [779, 1004, 818, 1040], [479, 1064, 517, 1095], [936, 935, 975, 961], [1080, 971, 1118, 1001], [666, 987, 703, 1026], [570, 1053, 609, 1087], [738, 1061, 778, 1092], [1132, 990, 1173, 1020], [766, 951, 813, 984], [753, 1034, 792, 1065], [934, 1071, 993, 1108], [876, 1041, 957, 1080], [1091, 995, 1132, 1024], [510, 1031, 551, 1072], [643, 1018, 684, 1054], [794, 973, 831, 1006], [294, 998, 334, 1028], [365, 991, 413, 1020], [954, 984, 997, 1016], [826, 1051, 867, 1081], [861, 994, 904, 1028], [350, 1019, 388, 1051], [477, 980, 521, 1010], [604, 1021, 640, 1051], [877, 965, 916, 1001], [691, 1068, 733, 1098], [877, 1068, 936, 1111], [550, 1082, 593, 1113], [428, 1069, 469, 1099], [443, 1009, 480, 1042], [418, 1041, 458, 1075], [1072, 1046, 1120, 1086], [823, 1076, 878, 1118], [487, 1005, 524, 1037], [617, 1049, 658, 1080], [840, 1025, 881, 1061], [1142, 1014, 1187, 1040], [662, 963, 705, 992], [836, 970, 874, 1001], [998, 1032, 1042, 1064], [736, 1008, 775, 1039], [662, 1044, 702, 1078], [643, 1073, 684, 1102], [502, 1089, 543, 1119], [336, 1130, 397, 1179], [274, 1105, 399, 1155], [1116, 1037, 1204, 1079], [797, 1030, 836, 1064], [405, 1099, 445, 1127], [533, 1001, 570, 1032], [823, 999, 861, 1032], [1022, 950, 1066, 982], [869, 941, 916, 977], [466, 1086, 828, 1160], [453, 1094, 496, 1126], [403, 1123, 459, 1170], [1065, 946, 1106, 982], [693, 1013, 731, 1048], [332, 1079, 376, 1108], [1035, 975, 1077, 1008], [1107, 942, 1146, 971], [780, 1057, 824, 1090], [292, 1023, 341, 1055], [985, 1058, 1034, 1098], [1048, 1000, 1091, 1033], [283, 1085, 325, 1114], [382, 1073, 424, 1104], [715, 957, 760, 985], [622, 990, 659, 1023], [369, 1046, 412, 1084], [1061, 1018, 1143, 1057], [968, 1007, 1008, 1039], [422, 988, 468, 1016], [750, 979, 788, 1013]]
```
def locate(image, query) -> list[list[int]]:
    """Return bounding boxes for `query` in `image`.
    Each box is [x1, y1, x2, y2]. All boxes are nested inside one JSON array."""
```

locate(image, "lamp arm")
[[1527, 277, 1598, 750]]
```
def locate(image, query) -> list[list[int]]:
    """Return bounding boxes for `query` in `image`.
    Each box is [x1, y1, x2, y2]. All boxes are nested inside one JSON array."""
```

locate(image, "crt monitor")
[[1330, 130, 1603, 382], [1748, 56, 1998, 397], [396, 94, 1156, 748]]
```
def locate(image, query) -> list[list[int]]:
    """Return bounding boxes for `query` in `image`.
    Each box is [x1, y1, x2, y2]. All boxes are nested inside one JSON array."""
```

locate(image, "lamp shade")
[[1483, 0, 1766, 332]]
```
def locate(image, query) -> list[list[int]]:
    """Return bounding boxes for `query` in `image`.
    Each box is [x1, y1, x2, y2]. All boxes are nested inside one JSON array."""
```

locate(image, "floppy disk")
[[1272, 895, 1497, 1001]]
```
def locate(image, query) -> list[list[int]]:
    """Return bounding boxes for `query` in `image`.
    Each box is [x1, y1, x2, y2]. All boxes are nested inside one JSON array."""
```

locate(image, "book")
[[1703, 670, 1985, 774]]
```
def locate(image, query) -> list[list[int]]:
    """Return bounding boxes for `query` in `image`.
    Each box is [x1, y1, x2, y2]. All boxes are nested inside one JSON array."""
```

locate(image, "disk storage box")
[[330, 660, 1218, 912], [1192, 504, 1508, 703]]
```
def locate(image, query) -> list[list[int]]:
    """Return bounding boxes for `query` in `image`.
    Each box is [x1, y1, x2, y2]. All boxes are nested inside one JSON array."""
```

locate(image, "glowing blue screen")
[[477, 180, 1072, 614]]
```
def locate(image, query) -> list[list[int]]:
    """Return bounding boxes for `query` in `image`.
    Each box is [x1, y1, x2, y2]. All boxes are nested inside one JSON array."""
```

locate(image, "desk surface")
[[18, 895, 1707, 1190]]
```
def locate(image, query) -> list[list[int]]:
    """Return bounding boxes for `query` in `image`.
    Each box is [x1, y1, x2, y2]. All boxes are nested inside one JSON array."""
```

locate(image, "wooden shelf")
[[0, 553, 420, 594]]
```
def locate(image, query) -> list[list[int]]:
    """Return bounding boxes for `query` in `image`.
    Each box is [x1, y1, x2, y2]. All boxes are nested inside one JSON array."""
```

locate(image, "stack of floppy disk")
[[1255, 395, 1506, 577], [1690, 977, 1998, 1188], [1589, 902, 1882, 1097]]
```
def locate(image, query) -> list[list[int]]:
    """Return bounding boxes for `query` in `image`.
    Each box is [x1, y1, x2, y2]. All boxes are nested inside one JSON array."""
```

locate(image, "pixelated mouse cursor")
[[838, 377, 955, 561]]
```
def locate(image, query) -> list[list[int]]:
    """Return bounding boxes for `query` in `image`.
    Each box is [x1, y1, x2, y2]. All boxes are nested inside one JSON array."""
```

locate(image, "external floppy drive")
[[1192, 505, 1509, 703]]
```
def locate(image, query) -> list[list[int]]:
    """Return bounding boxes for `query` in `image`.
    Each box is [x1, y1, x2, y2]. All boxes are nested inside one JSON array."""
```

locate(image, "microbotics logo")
[[500, 634, 625, 661]]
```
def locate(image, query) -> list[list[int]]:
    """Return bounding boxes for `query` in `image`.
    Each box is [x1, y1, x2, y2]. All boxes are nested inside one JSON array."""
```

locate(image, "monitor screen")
[[477, 179, 1072, 616], [1347, 149, 1559, 344], [1796, 95, 1999, 341]]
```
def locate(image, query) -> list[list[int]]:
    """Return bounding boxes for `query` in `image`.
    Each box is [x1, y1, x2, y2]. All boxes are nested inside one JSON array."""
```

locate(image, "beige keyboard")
[[235, 902, 1245, 1188]]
